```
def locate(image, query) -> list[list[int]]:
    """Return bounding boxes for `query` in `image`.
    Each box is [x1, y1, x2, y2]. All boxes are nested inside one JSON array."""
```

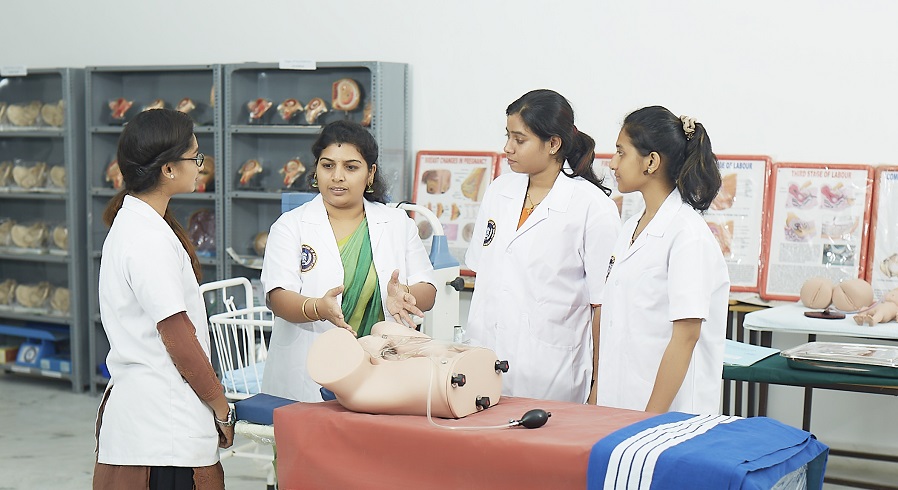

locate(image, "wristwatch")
[[215, 407, 236, 427]]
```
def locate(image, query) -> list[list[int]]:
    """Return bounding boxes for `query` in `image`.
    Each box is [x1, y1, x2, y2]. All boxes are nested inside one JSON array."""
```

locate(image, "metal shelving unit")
[[0, 68, 87, 391], [222, 61, 409, 281], [84, 65, 224, 392]]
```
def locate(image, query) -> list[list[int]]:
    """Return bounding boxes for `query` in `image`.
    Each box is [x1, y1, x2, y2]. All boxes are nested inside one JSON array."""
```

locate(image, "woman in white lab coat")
[[261, 120, 437, 402], [465, 89, 621, 403], [598, 106, 729, 415], [94, 109, 233, 490]]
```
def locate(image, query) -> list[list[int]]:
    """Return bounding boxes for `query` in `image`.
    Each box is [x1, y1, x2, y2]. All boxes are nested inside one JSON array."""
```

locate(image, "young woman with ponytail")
[[94, 109, 233, 490], [464, 89, 621, 404], [598, 106, 729, 415]]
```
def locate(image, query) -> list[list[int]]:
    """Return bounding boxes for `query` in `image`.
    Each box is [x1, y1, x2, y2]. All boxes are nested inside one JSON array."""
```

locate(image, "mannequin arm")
[[644, 318, 701, 413]]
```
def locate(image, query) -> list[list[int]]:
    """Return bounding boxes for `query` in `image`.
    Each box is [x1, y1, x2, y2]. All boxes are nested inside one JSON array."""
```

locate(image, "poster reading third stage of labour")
[[761, 163, 874, 301]]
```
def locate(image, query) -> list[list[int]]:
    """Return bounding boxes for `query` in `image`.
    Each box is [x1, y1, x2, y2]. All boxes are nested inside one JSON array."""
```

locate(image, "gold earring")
[[310, 173, 318, 188], [365, 182, 374, 193]]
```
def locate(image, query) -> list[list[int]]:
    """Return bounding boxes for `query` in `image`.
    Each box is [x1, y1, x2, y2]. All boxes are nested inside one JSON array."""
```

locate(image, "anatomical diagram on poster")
[[761, 163, 873, 301]]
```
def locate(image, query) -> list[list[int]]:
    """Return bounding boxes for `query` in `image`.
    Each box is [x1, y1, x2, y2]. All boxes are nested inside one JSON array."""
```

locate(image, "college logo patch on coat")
[[300, 244, 317, 272], [483, 219, 497, 246]]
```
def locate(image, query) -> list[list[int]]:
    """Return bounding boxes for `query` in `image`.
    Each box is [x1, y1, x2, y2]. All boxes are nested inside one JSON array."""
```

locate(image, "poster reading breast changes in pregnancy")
[[413, 151, 500, 271], [761, 163, 874, 301], [867, 167, 898, 298]]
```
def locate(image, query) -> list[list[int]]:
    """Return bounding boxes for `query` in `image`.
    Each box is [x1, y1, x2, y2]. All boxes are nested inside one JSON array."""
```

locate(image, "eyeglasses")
[[182, 153, 205, 167]]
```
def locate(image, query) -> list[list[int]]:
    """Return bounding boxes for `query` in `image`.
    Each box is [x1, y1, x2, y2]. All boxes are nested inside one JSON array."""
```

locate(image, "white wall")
[[4, 0, 897, 454]]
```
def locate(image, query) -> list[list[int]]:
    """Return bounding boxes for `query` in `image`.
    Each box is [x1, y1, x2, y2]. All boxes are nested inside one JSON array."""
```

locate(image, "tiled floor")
[[0, 371, 894, 489], [0, 373, 270, 490]]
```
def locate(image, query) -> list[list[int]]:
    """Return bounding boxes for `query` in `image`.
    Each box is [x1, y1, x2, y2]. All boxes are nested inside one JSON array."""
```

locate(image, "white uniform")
[[465, 172, 621, 403], [598, 188, 729, 414], [97, 195, 218, 467], [261, 196, 436, 402]]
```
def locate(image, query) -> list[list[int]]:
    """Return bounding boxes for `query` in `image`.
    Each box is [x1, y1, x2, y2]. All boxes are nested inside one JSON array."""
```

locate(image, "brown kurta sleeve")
[[157, 311, 225, 403]]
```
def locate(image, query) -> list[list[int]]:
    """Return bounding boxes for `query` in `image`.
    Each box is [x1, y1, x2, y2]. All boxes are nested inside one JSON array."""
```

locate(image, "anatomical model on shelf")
[[277, 98, 303, 123], [40, 100, 65, 127], [52, 225, 68, 250], [11, 222, 48, 249], [304, 97, 328, 125], [49, 166, 66, 189], [143, 99, 166, 111], [361, 100, 373, 127], [279, 158, 306, 188], [15, 282, 51, 309], [252, 231, 268, 257], [332, 78, 361, 112], [175, 97, 196, 115], [50, 286, 70, 314], [247, 98, 273, 123], [0, 161, 12, 186], [0, 219, 13, 246], [108, 98, 133, 123], [106, 158, 124, 190], [187, 209, 215, 256], [12, 162, 48, 189], [238, 159, 263, 188], [6, 101, 42, 127], [0, 279, 16, 306]]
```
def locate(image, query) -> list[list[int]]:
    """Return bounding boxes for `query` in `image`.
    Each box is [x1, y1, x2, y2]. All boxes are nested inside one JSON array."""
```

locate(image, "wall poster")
[[760, 163, 874, 301], [867, 166, 898, 298], [412, 151, 500, 273]]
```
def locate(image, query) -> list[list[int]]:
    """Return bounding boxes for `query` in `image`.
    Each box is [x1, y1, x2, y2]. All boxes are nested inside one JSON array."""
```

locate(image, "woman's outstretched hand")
[[386, 269, 424, 328], [318, 285, 355, 335]]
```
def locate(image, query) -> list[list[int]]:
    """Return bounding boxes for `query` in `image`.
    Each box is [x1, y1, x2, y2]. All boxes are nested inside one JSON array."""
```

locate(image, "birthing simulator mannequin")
[[307, 322, 507, 419]]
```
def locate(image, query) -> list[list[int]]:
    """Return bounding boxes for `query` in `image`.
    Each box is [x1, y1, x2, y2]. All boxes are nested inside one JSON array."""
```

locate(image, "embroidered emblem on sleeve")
[[300, 244, 317, 272], [483, 219, 497, 246]]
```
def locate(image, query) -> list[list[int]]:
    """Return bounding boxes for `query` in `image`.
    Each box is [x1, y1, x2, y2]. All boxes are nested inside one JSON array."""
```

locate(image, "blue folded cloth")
[[587, 412, 829, 490], [234, 393, 297, 425]]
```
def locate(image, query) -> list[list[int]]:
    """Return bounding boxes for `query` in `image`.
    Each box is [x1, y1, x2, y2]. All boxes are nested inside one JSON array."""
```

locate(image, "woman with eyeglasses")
[[94, 109, 232, 490], [260, 120, 437, 403]]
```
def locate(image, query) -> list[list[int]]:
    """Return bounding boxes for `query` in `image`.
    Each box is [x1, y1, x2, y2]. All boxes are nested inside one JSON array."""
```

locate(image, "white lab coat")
[[465, 172, 621, 403], [597, 188, 729, 414], [97, 195, 218, 467], [261, 196, 436, 402]]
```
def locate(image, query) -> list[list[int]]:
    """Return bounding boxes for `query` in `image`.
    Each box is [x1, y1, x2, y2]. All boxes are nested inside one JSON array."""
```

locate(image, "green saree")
[[337, 218, 384, 337]]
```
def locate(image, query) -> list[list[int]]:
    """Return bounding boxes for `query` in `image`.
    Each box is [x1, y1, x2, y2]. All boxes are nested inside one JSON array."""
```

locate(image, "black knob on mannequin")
[[451, 374, 466, 387], [475, 396, 491, 410], [495, 360, 509, 373]]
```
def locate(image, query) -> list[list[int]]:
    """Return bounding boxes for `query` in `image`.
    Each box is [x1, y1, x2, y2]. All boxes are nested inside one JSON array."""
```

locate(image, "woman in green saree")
[[261, 120, 437, 402]]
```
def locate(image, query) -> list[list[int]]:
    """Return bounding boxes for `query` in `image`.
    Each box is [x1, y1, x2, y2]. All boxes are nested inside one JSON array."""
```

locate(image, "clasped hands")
[[313, 269, 423, 335]]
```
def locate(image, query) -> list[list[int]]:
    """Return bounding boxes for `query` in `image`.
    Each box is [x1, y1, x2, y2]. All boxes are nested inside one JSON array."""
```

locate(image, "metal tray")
[[780, 342, 898, 378]]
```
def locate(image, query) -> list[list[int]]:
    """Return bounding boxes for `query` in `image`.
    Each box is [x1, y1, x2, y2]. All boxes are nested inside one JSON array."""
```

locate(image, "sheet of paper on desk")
[[724, 339, 781, 366]]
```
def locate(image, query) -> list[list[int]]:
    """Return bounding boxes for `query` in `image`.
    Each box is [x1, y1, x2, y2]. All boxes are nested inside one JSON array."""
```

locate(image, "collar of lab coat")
[[498, 170, 575, 235], [624, 187, 685, 258], [122, 194, 169, 230]]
